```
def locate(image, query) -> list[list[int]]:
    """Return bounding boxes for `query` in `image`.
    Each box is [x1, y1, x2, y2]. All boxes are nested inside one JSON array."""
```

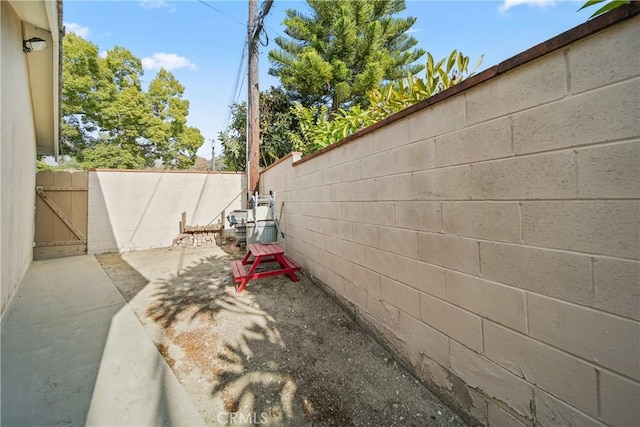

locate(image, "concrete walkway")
[[1, 255, 205, 426]]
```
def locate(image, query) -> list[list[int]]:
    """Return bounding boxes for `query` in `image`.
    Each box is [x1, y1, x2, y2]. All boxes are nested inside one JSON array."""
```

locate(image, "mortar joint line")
[[524, 292, 530, 335], [518, 202, 524, 244], [477, 241, 483, 278], [509, 115, 515, 157], [596, 368, 602, 417], [563, 48, 572, 96], [481, 318, 486, 355], [574, 149, 580, 199], [590, 257, 596, 298]]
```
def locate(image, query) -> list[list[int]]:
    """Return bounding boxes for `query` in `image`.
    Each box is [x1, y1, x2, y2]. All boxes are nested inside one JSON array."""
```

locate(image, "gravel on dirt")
[[96, 244, 466, 427]]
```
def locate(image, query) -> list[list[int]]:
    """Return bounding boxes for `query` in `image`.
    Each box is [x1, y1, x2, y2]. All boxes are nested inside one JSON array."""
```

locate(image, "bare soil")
[[96, 243, 466, 427]]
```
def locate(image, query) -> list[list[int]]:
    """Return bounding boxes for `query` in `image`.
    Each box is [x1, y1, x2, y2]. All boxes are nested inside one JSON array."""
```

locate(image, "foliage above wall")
[[218, 87, 299, 172], [62, 34, 204, 170], [219, 50, 482, 166], [290, 50, 483, 154]]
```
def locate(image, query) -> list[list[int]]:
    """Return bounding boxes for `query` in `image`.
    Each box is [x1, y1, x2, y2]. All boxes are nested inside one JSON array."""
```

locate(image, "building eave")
[[9, 0, 61, 158]]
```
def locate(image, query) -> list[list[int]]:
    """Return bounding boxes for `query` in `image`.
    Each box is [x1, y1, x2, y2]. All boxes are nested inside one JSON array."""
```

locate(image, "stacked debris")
[[172, 211, 224, 248], [172, 232, 220, 248]]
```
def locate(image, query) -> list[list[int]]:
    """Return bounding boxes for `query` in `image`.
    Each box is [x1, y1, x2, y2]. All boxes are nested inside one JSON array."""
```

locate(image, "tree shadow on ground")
[[142, 254, 311, 425], [132, 248, 465, 427], [145, 255, 242, 328]]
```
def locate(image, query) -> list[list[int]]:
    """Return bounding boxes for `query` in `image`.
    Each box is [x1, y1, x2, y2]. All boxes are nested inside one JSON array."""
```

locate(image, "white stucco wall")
[[88, 170, 245, 254], [0, 2, 38, 319]]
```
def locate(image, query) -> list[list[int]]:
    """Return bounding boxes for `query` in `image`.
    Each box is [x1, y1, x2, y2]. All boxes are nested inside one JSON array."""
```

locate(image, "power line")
[[232, 40, 248, 102], [196, 0, 245, 27], [217, 1, 279, 137], [222, 36, 248, 131], [196, 0, 247, 134], [236, 63, 248, 104]]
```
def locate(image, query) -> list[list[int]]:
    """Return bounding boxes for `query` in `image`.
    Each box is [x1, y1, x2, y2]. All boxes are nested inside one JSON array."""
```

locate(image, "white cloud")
[[64, 22, 90, 38], [141, 52, 197, 71], [139, 1, 177, 12], [99, 50, 108, 59], [139, 0, 168, 9], [499, 0, 556, 13]]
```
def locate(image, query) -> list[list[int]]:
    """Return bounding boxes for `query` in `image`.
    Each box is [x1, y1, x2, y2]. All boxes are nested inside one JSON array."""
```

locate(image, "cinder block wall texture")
[[88, 170, 244, 254], [260, 10, 639, 427]]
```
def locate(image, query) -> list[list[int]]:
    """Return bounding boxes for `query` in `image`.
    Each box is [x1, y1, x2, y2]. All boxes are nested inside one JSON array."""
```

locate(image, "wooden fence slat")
[[37, 186, 88, 191], [36, 188, 87, 241], [34, 240, 87, 247]]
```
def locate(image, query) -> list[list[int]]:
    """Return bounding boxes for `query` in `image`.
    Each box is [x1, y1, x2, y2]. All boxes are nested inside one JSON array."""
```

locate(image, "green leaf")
[[577, 0, 606, 11], [588, 0, 629, 18], [427, 52, 434, 76], [470, 54, 484, 75], [437, 68, 450, 89], [446, 50, 457, 73]]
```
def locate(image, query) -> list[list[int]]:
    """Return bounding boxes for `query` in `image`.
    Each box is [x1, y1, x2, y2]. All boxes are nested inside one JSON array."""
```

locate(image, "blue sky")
[[63, 0, 594, 159]]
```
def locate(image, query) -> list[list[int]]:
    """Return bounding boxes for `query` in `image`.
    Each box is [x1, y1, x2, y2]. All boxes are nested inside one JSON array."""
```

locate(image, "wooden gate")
[[34, 171, 88, 260]]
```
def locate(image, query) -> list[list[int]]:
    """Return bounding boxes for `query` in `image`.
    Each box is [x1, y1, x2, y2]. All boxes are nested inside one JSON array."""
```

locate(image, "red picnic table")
[[230, 242, 301, 293]]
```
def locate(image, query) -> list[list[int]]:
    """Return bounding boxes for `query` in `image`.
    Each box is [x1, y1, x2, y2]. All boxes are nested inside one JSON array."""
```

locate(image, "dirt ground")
[[96, 243, 466, 427]]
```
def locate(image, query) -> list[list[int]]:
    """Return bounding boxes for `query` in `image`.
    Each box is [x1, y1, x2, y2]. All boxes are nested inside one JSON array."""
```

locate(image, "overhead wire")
[[196, 0, 248, 132], [196, 0, 245, 27], [196, 0, 282, 133], [224, 39, 248, 131]]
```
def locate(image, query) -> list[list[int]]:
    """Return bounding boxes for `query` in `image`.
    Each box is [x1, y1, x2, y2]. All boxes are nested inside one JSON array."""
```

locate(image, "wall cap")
[[293, 3, 639, 166]]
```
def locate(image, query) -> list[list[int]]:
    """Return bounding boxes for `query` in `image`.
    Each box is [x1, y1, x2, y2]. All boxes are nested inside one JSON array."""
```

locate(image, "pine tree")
[[268, 0, 425, 112]]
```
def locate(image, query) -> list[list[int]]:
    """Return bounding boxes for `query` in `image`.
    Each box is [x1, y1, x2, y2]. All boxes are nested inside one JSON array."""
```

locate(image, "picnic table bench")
[[230, 242, 301, 292]]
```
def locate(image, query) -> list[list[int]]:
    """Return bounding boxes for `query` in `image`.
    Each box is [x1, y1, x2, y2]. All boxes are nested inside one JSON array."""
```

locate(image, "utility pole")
[[247, 0, 273, 199], [247, 0, 259, 198], [210, 139, 215, 171]]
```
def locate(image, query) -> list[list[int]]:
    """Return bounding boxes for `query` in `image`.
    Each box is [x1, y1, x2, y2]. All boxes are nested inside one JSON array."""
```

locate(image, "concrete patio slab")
[[1, 255, 205, 426]]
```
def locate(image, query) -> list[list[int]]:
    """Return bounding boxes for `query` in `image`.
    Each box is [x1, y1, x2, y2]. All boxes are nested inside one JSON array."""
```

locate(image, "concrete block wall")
[[260, 11, 639, 426], [88, 170, 244, 254]]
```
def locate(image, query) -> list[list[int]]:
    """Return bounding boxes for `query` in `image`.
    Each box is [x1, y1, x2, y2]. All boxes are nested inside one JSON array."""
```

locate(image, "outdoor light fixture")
[[23, 37, 48, 53]]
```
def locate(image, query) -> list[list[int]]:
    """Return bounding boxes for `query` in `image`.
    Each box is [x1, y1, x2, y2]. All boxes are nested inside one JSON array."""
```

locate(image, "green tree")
[[145, 69, 204, 168], [81, 143, 147, 170], [269, 0, 425, 112], [218, 103, 247, 172], [218, 87, 298, 171], [259, 87, 299, 165], [61, 33, 105, 152], [36, 159, 55, 172], [36, 155, 85, 172], [61, 33, 204, 169]]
